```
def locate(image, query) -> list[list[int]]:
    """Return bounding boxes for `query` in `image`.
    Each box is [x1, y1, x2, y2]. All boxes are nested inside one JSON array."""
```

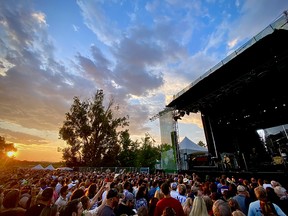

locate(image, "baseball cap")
[[171, 182, 177, 190]]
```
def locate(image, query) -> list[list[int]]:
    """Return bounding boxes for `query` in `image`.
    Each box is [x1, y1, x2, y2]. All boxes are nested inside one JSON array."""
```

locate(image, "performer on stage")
[[223, 154, 232, 170]]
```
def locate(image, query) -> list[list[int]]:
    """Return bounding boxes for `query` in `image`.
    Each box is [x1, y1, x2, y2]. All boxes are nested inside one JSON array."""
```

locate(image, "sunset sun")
[[7, 151, 16, 158]]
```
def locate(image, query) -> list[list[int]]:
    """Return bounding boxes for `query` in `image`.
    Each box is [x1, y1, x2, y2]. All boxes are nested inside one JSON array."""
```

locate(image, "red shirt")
[[154, 197, 185, 216]]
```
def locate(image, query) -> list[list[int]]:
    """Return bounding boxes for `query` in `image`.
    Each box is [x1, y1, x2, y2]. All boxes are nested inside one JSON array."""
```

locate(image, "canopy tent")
[[45, 164, 55, 170], [56, 167, 73, 171], [179, 137, 208, 170], [179, 137, 208, 155], [31, 164, 44, 170]]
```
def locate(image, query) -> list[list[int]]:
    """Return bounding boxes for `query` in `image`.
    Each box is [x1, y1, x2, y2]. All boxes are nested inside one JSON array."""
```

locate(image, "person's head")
[[177, 184, 186, 196], [213, 199, 232, 216], [123, 192, 135, 208], [87, 183, 97, 199], [162, 207, 176, 216], [236, 185, 246, 194], [18, 193, 32, 209], [40, 204, 59, 216], [80, 196, 90, 210], [170, 182, 177, 191], [137, 206, 148, 216], [160, 181, 170, 196], [61, 199, 83, 216], [70, 188, 85, 201], [270, 180, 279, 188], [3, 189, 20, 208], [228, 198, 241, 212], [59, 185, 68, 197], [202, 195, 213, 212], [254, 186, 267, 201], [152, 180, 158, 188], [39, 187, 54, 204], [136, 185, 146, 200], [106, 188, 120, 208], [190, 196, 209, 216], [124, 181, 131, 190]]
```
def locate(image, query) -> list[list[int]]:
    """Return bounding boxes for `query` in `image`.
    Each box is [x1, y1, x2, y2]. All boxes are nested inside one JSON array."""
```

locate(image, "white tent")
[[178, 137, 208, 170], [179, 137, 208, 155], [31, 164, 44, 170], [45, 164, 55, 170], [56, 167, 73, 171]]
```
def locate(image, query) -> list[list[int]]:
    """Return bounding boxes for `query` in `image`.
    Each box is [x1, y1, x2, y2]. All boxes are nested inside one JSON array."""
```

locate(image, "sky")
[[0, 0, 287, 162]]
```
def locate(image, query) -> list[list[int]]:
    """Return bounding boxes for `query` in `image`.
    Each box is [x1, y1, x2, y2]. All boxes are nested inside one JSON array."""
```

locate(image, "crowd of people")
[[0, 168, 288, 216]]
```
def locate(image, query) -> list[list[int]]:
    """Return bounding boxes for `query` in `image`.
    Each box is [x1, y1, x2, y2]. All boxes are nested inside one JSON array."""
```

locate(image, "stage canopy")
[[168, 13, 288, 130], [166, 11, 288, 171]]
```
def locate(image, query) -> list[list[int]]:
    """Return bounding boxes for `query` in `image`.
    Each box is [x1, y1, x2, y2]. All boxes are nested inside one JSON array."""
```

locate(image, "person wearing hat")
[[98, 189, 120, 216], [232, 185, 250, 215], [170, 182, 178, 199], [114, 192, 136, 216], [25, 187, 54, 216]]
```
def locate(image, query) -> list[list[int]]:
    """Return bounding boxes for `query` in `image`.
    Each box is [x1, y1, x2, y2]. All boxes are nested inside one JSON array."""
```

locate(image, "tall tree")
[[117, 130, 139, 167], [137, 135, 161, 172], [59, 90, 129, 167]]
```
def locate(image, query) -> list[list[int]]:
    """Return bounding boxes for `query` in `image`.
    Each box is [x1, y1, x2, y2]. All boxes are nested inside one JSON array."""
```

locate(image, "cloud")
[[72, 24, 80, 32], [77, 0, 121, 46], [227, 0, 288, 49], [1, 0, 286, 155], [0, 2, 96, 144], [0, 127, 49, 145]]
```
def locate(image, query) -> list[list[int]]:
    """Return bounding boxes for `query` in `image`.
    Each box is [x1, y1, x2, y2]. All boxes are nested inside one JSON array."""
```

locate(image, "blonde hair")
[[189, 196, 209, 216]]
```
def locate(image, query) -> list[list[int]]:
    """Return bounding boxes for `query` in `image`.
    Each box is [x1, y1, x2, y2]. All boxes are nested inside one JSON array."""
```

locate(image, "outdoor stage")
[[166, 12, 288, 177], [179, 165, 288, 184]]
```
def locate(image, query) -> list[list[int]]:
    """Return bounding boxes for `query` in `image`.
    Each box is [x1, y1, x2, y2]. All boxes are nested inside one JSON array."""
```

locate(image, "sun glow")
[[7, 151, 16, 158]]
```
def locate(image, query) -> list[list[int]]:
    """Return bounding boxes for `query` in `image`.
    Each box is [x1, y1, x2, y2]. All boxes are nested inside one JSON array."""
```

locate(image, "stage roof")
[[167, 12, 288, 129]]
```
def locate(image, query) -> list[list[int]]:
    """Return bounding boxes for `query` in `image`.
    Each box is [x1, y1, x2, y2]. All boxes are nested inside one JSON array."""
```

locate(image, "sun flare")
[[7, 151, 16, 158]]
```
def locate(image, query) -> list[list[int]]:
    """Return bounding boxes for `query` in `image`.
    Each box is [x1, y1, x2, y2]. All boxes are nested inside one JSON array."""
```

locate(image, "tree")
[[117, 130, 139, 167], [198, 140, 206, 148], [59, 90, 129, 167], [0, 136, 17, 161], [137, 135, 161, 172], [158, 143, 172, 152]]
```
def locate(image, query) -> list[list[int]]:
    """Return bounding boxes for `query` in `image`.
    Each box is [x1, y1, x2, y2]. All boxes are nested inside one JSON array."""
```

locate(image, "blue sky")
[[0, 0, 287, 161]]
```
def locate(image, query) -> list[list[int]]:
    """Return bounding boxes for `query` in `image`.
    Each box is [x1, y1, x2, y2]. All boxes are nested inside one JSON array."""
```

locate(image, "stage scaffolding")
[[159, 109, 181, 172]]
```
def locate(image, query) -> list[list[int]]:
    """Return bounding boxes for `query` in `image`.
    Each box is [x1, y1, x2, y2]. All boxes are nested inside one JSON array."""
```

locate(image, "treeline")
[[59, 90, 170, 171]]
